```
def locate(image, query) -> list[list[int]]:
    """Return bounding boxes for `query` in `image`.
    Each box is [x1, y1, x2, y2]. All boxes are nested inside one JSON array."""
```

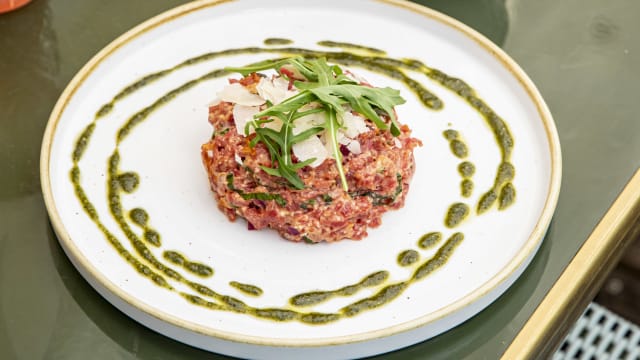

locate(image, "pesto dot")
[[458, 161, 476, 178], [129, 208, 148, 226], [445, 203, 470, 228], [143, 229, 161, 246], [418, 232, 442, 249], [397, 250, 420, 266]]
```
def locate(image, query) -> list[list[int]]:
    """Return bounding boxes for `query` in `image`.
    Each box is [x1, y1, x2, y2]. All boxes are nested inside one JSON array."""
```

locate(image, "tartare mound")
[[201, 66, 421, 243]]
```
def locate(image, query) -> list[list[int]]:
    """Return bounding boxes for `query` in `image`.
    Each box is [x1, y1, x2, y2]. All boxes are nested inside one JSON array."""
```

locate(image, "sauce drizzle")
[[67, 38, 516, 324]]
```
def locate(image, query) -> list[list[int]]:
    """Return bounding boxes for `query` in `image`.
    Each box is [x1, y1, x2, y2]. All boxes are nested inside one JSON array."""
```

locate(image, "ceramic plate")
[[40, 0, 561, 358]]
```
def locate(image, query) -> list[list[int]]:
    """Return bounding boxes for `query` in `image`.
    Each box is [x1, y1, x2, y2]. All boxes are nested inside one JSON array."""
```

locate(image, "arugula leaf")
[[226, 57, 405, 191], [311, 85, 404, 136]]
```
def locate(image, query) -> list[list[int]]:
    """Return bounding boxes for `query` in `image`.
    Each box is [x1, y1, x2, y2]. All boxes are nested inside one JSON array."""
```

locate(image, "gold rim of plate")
[[39, 0, 562, 348]]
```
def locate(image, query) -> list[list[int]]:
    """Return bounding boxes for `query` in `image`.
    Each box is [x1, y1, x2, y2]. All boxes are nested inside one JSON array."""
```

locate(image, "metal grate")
[[554, 302, 640, 359]]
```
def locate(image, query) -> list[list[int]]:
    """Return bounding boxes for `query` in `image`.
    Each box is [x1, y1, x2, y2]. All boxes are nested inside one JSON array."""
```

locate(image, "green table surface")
[[1, 0, 639, 359]]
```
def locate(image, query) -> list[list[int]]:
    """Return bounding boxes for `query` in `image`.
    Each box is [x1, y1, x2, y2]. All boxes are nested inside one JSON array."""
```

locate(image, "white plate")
[[40, 0, 561, 358]]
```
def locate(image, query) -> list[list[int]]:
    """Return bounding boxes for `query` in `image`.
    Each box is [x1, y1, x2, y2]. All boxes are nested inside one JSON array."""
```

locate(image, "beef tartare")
[[201, 57, 421, 242]]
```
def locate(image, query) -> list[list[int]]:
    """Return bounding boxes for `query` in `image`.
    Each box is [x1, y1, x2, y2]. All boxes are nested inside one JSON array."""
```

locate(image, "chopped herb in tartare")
[[201, 56, 422, 242]]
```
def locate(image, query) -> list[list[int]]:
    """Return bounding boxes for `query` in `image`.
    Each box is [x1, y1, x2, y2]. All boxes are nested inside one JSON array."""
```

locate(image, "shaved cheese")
[[293, 111, 325, 135], [322, 132, 343, 158], [232, 105, 260, 135], [220, 73, 373, 161], [257, 77, 297, 105], [341, 112, 368, 138], [292, 136, 328, 167], [263, 117, 283, 131], [218, 83, 264, 106], [208, 98, 221, 107], [337, 133, 350, 145]]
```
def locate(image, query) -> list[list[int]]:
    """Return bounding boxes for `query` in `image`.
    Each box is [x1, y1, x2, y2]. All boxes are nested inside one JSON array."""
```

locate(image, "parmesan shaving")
[[218, 83, 264, 106], [292, 136, 328, 167], [232, 104, 260, 135]]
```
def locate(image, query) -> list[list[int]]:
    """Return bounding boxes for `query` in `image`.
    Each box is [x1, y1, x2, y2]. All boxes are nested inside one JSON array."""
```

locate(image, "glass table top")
[[1, 0, 639, 358]]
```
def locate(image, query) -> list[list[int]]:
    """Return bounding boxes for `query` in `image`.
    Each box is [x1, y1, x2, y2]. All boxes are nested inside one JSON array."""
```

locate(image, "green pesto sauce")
[[117, 172, 139, 193], [443, 129, 458, 140], [69, 164, 171, 289], [461, 179, 474, 198], [143, 229, 161, 247], [496, 162, 515, 185], [96, 103, 114, 118], [341, 282, 407, 317], [476, 162, 516, 213], [397, 250, 420, 266], [445, 203, 470, 228], [498, 182, 516, 210], [412, 233, 464, 280], [427, 69, 514, 160], [129, 208, 148, 226], [458, 161, 475, 178], [264, 38, 293, 46], [163, 250, 213, 277], [450, 139, 468, 159], [67, 39, 505, 325], [289, 271, 389, 307], [342, 232, 465, 318], [418, 232, 442, 249], [72, 123, 95, 162], [477, 189, 498, 214], [317, 40, 386, 55], [230, 281, 263, 297], [443, 130, 468, 159], [427, 70, 514, 213], [128, 208, 161, 247]]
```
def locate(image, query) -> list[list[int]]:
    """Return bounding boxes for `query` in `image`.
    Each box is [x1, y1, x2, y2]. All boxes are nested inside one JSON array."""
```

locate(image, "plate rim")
[[39, 0, 562, 348]]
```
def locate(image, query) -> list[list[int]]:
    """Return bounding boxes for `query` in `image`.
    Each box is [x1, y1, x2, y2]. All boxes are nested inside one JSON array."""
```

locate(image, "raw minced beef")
[[201, 73, 421, 243]]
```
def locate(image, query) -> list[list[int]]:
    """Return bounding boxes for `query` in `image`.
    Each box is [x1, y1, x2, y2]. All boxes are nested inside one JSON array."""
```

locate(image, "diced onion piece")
[[232, 105, 260, 135], [218, 83, 264, 106], [341, 112, 368, 138], [234, 153, 243, 165], [393, 137, 403, 148], [336, 134, 362, 155], [292, 136, 327, 167], [257, 77, 297, 105], [347, 140, 362, 154]]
